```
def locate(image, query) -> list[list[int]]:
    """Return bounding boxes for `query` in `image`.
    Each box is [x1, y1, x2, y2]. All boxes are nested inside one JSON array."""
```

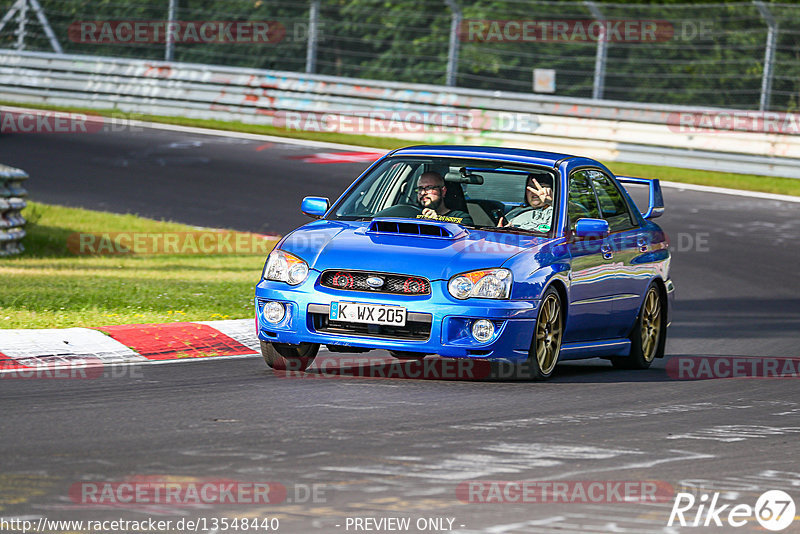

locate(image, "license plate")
[[329, 301, 406, 327]]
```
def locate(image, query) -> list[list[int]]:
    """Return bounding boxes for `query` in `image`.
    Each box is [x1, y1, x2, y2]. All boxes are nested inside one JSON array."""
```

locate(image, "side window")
[[587, 170, 636, 231], [568, 170, 601, 230]]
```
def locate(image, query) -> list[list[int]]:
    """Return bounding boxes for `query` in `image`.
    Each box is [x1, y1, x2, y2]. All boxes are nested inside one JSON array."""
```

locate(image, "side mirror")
[[301, 196, 329, 219], [574, 218, 609, 238]]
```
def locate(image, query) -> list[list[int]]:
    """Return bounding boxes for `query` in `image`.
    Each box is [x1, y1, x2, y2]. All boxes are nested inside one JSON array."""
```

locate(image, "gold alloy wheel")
[[536, 293, 562, 375], [640, 288, 662, 363]]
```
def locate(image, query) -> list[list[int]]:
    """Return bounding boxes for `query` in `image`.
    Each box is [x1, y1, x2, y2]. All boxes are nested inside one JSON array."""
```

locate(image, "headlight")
[[448, 268, 512, 299], [263, 250, 309, 285]]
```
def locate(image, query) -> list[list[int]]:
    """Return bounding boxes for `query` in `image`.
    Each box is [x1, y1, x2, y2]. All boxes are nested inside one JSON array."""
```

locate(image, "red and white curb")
[[0, 319, 260, 374]]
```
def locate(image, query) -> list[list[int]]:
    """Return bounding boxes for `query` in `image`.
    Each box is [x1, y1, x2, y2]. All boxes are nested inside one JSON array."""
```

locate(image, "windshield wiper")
[[335, 216, 373, 221], [472, 225, 548, 237]]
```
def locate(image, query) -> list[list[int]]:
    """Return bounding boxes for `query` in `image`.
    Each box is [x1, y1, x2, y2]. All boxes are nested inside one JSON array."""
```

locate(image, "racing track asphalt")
[[1, 126, 799, 533]]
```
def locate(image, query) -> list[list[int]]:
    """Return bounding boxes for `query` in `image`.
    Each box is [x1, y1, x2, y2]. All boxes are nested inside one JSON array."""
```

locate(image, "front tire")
[[520, 287, 563, 380], [612, 283, 665, 369], [261, 340, 319, 372]]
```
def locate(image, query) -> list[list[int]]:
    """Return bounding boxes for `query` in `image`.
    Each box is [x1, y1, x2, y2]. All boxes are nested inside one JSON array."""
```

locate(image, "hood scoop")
[[366, 218, 467, 239]]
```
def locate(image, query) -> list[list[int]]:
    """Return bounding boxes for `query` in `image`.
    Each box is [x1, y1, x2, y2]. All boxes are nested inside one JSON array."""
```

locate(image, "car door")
[[587, 170, 650, 338], [564, 169, 617, 343]]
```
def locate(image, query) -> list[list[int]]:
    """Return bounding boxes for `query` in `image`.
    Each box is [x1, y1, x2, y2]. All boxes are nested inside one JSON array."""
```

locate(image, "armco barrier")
[[1, 50, 800, 178], [0, 163, 28, 257]]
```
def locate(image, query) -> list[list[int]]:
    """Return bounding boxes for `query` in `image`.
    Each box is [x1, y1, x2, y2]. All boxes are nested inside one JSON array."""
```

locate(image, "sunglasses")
[[415, 185, 443, 194]]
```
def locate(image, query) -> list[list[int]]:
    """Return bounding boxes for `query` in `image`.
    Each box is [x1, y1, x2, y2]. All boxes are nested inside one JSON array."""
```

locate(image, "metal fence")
[[1, 0, 799, 112], [4, 50, 800, 178]]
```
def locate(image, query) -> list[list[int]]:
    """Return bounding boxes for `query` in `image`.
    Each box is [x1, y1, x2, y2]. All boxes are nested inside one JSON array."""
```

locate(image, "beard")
[[420, 196, 442, 210]]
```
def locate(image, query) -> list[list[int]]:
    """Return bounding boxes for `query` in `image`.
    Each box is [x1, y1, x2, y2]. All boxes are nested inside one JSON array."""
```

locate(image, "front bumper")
[[255, 275, 538, 363]]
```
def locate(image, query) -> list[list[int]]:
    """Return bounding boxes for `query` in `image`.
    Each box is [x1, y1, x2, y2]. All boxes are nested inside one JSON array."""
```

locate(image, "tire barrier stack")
[[0, 163, 28, 257]]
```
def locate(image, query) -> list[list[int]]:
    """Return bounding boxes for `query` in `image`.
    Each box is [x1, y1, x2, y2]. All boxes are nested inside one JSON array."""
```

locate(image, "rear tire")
[[612, 283, 665, 369], [520, 287, 563, 380], [261, 340, 319, 372]]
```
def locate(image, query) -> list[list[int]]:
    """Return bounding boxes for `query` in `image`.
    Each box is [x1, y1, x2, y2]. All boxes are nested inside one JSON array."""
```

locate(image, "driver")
[[416, 171, 473, 225], [498, 173, 554, 232]]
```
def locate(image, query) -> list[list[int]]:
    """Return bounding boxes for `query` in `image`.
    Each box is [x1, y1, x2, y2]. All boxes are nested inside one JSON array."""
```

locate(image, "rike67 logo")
[[668, 490, 795, 531]]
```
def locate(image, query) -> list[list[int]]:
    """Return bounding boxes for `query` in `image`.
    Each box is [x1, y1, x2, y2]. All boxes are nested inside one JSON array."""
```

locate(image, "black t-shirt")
[[418, 209, 474, 226]]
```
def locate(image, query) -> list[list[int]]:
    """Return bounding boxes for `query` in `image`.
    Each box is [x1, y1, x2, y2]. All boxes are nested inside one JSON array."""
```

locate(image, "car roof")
[[389, 145, 582, 168]]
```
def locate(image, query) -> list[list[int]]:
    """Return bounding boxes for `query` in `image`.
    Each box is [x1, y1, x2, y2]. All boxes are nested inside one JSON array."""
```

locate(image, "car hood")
[[279, 220, 549, 280]]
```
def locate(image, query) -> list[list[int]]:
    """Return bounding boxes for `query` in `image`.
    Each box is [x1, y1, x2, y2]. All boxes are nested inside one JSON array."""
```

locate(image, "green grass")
[[5, 100, 800, 197], [0, 202, 273, 329]]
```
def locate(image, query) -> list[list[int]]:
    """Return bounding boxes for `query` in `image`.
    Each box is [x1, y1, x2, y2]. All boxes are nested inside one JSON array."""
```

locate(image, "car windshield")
[[330, 156, 558, 234]]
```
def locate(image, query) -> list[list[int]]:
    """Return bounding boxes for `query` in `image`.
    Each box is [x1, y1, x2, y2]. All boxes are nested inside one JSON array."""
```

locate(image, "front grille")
[[309, 305, 432, 341], [320, 270, 431, 295]]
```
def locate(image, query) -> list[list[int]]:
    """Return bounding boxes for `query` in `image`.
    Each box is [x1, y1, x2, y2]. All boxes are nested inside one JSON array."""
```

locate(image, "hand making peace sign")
[[498, 177, 554, 227], [527, 178, 553, 206]]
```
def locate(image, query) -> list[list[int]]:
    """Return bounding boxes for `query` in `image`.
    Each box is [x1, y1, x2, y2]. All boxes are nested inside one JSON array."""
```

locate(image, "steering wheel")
[[374, 204, 423, 218]]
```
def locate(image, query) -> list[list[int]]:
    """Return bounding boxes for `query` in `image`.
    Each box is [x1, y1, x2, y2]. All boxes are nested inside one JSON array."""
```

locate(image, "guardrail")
[[0, 163, 28, 257], [1, 50, 800, 179]]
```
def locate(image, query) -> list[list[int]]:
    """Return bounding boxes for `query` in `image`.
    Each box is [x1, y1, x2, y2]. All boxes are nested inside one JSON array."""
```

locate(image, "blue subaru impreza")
[[254, 145, 673, 380]]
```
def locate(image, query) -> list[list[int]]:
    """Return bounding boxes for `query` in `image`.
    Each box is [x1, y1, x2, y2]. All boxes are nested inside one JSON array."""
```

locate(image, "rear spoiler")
[[616, 176, 664, 219]]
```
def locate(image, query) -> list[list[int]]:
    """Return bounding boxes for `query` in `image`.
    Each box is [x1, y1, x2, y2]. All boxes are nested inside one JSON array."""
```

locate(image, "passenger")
[[498, 174, 554, 232], [416, 171, 473, 225]]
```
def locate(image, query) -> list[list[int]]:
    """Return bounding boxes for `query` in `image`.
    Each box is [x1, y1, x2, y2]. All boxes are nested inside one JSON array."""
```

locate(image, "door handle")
[[636, 237, 648, 252], [601, 243, 613, 260]]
